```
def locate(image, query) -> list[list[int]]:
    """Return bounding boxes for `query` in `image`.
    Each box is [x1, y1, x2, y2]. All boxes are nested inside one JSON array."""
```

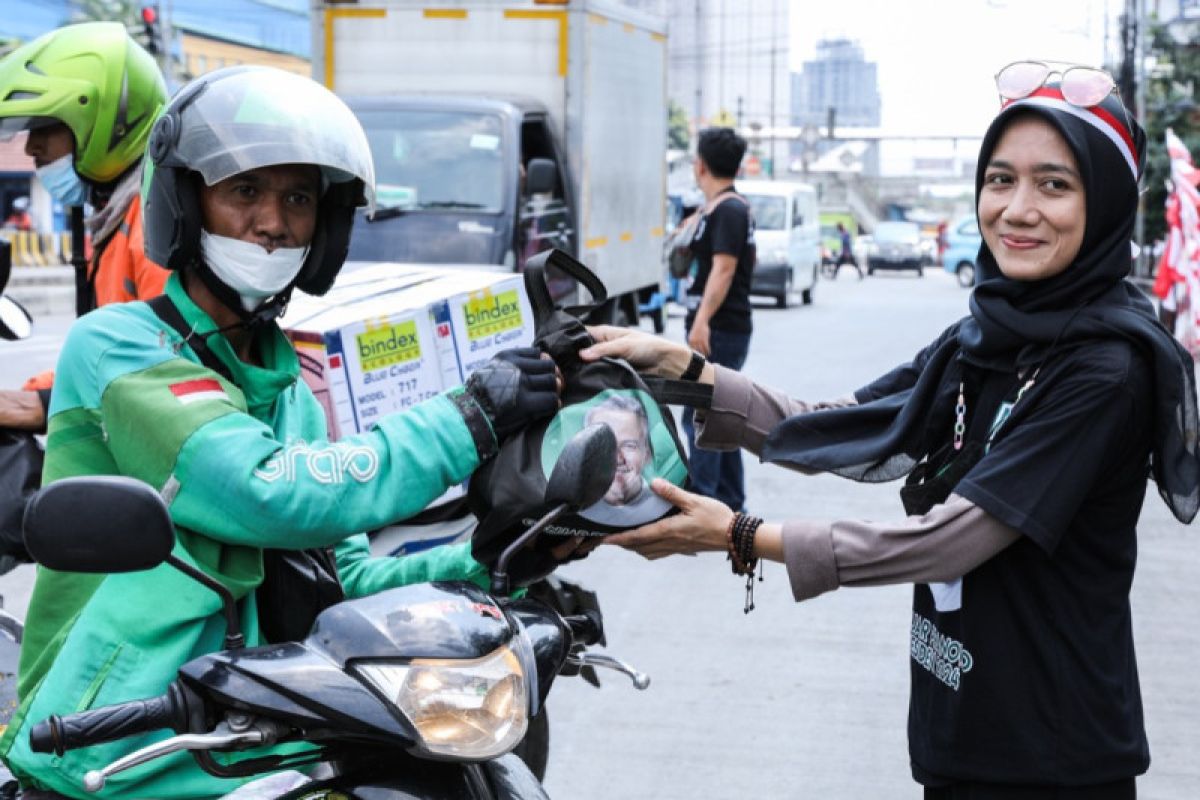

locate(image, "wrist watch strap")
[[680, 350, 707, 382]]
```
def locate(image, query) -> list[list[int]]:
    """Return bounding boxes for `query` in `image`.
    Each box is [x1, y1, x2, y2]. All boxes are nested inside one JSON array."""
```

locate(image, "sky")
[[789, 0, 1119, 136]]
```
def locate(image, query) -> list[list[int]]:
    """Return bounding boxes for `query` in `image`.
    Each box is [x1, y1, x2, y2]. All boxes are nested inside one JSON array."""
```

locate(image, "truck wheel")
[[649, 305, 665, 333], [513, 707, 550, 782]]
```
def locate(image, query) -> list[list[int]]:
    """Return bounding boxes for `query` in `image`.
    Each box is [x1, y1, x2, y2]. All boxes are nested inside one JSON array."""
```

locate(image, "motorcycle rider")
[[0, 22, 171, 431], [0, 66, 561, 799]]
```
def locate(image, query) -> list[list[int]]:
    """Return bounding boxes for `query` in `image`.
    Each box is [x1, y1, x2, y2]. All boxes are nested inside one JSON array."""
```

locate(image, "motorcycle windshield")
[[309, 581, 513, 664]]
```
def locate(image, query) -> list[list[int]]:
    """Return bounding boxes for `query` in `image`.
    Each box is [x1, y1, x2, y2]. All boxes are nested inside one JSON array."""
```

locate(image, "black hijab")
[[761, 84, 1200, 523]]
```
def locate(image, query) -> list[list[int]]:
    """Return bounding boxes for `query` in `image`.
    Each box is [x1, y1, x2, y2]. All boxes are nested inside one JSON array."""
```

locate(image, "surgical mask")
[[36, 154, 88, 206], [200, 230, 309, 312]]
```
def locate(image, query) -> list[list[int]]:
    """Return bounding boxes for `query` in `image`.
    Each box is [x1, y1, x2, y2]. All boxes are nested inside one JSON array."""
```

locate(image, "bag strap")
[[523, 248, 608, 327], [643, 377, 713, 409], [146, 295, 235, 385]]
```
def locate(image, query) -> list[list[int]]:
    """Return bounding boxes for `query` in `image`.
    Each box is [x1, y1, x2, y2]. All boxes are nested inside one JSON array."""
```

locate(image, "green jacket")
[[1, 274, 490, 798]]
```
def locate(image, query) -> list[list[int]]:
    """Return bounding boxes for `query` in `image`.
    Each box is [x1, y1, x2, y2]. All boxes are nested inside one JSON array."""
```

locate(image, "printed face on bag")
[[539, 389, 686, 530], [586, 400, 653, 506], [978, 115, 1085, 281]]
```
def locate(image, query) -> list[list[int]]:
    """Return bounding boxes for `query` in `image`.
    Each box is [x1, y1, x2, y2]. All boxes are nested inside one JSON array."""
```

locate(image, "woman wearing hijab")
[[579, 64, 1199, 798]]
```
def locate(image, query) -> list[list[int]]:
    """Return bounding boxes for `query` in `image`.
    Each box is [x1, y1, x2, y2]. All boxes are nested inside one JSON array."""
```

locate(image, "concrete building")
[[792, 37, 880, 129], [666, 0, 791, 176]]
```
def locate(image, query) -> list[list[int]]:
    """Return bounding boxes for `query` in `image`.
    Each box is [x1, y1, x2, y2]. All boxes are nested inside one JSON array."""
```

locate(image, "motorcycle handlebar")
[[29, 683, 195, 756], [563, 609, 604, 647]]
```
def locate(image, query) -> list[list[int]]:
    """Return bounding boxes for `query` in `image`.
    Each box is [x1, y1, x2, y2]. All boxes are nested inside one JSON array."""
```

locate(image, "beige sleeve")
[[779, 494, 1022, 602], [694, 365, 857, 457]]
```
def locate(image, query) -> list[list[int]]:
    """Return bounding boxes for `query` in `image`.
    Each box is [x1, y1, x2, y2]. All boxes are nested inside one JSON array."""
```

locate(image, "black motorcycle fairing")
[[178, 642, 413, 744], [178, 583, 514, 746], [309, 582, 513, 665], [503, 599, 570, 713], [485, 753, 552, 799], [277, 752, 547, 800]]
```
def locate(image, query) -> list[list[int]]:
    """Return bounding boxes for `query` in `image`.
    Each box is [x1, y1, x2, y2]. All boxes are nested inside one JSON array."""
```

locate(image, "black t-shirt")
[[904, 339, 1153, 785], [685, 189, 756, 334]]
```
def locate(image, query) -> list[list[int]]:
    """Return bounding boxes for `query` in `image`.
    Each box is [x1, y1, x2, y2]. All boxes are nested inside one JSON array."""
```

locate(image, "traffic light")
[[141, 4, 163, 56]]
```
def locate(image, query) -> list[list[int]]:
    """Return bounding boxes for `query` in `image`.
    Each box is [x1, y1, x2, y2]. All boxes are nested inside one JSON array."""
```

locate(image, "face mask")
[[200, 230, 309, 312], [36, 154, 88, 206]]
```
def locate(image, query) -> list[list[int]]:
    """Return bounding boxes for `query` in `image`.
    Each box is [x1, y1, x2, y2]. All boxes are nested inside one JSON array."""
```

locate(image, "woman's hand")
[[604, 479, 735, 560], [581, 325, 693, 378]]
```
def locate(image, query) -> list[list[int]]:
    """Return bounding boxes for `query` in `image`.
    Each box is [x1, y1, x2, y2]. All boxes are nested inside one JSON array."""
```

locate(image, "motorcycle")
[[18, 423, 647, 798]]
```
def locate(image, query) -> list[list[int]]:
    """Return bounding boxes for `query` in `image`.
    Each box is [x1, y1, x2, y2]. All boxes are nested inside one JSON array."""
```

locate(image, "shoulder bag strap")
[[146, 294, 236, 385]]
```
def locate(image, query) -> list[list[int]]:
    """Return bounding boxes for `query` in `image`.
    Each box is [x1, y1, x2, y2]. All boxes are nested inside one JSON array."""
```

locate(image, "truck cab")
[[347, 96, 575, 286]]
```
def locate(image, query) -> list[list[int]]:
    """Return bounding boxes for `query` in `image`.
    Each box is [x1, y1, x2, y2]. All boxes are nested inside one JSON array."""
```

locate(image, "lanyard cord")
[[951, 302, 1092, 452]]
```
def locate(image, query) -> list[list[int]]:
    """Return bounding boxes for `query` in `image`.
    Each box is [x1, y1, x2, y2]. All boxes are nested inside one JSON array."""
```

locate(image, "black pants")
[[924, 777, 1135, 800]]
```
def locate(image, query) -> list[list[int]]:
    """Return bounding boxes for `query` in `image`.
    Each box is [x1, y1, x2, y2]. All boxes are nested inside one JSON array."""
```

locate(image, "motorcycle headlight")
[[357, 645, 529, 759]]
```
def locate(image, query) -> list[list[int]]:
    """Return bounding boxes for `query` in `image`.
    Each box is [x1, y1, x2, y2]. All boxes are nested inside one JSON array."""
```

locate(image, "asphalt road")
[[1, 268, 1197, 798]]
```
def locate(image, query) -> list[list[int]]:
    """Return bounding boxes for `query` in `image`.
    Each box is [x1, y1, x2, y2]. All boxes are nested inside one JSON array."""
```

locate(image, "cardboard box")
[[282, 263, 535, 440]]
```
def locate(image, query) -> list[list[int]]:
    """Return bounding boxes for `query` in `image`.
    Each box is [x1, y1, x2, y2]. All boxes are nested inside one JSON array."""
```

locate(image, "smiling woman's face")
[[978, 115, 1086, 282]]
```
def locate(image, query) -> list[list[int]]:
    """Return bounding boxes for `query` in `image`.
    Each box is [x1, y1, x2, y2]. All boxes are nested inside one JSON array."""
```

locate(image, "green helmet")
[[0, 22, 168, 184]]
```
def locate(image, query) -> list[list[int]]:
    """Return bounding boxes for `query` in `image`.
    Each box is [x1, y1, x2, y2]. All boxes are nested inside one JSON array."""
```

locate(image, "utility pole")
[[769, 0, 777, 178]]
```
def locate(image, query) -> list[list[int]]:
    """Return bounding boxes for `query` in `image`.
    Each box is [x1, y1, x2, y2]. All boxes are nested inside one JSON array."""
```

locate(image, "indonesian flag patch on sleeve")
[[169, 378, 230, 405]]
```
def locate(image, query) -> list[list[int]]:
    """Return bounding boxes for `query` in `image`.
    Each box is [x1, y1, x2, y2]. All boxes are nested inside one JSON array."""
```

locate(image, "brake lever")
[[82, 721, 267, 793], [566, 652, 650, 690]]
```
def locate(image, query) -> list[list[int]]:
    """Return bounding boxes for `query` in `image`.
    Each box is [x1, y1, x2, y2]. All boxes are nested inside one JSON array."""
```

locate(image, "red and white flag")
[[169, 378, 229, 405]]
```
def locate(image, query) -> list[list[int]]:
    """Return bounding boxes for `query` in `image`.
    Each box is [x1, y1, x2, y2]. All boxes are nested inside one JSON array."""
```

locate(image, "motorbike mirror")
[[23, 476, 175, 573], [545, 423, 617, 511], [525, 158, 557, 196], [0, 295, 32, 341], [0, 239, 11, 296]]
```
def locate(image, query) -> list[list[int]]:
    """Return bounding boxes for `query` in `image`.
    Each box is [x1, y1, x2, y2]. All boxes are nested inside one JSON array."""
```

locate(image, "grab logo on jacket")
[[254, 439, 380, 484]]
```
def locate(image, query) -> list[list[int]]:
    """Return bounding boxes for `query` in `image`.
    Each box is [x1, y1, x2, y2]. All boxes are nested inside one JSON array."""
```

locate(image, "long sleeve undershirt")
[[694, 365, 1021, 601]]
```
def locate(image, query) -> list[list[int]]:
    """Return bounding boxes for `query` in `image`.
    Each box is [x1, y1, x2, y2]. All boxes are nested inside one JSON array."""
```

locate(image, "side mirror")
[[492, 424, 617, 595], [23, 476, 175, 573], [0, 295, 32, 341], [525, 158, 557, 196], [0, 239, 11, 295], [545, 423, 617, 511]]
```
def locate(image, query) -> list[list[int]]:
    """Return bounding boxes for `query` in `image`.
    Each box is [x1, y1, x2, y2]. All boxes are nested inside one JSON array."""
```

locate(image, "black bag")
[[145, 295, 345, 644], [0, 429, 43, 563], [468, 249, 703, 584]]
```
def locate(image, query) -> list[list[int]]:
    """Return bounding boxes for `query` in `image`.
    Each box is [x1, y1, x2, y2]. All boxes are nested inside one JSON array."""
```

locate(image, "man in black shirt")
[[683, 128, 755, 510]]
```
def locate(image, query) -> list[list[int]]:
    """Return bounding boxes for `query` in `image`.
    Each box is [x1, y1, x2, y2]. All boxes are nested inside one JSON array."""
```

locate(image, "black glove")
[[458, 347, 559, 450]]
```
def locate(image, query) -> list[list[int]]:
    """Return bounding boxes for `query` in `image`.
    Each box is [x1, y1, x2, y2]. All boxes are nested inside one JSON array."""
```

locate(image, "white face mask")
[[200, 230, 310, 312]]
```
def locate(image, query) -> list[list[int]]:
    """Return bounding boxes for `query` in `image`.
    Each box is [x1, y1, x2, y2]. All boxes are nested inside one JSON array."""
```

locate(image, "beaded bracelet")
[[726, 512, 765, 613]]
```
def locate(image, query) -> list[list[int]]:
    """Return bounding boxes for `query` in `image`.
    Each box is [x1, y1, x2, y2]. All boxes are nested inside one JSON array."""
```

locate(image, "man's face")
[[24, 122, 75, 168], [590, 407, 650, 506], [199, 164, 321, 251]]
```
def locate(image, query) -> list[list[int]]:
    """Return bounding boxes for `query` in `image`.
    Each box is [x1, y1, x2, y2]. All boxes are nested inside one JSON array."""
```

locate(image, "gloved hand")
[[464, 347, 560, 441]]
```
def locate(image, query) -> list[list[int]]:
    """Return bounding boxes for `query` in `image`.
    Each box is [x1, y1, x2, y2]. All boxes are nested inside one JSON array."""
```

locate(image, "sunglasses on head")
[[995, 60, 1121, 109]]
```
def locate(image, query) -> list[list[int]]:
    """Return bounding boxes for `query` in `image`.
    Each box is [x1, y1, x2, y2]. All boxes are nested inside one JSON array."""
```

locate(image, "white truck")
[[312, 0, 669, 325]]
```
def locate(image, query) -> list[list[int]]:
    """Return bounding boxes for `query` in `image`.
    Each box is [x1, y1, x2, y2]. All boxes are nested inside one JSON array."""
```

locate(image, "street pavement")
[[1, 268, 1198, 798]]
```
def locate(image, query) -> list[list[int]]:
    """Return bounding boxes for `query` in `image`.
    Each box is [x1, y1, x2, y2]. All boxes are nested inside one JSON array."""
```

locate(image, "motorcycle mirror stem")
[[23, 476, 246, 649], [489, 424, 617, 596]]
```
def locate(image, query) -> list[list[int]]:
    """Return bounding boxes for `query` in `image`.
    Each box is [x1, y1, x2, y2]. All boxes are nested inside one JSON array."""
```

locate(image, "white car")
[[738, 180, 821, 307]]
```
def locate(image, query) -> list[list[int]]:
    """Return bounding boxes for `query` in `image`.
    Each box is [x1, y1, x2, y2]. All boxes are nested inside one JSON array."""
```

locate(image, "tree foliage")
[[668, 98, 690, 150], [68, 0, 142, 28], [1142, 20, 1200, 247]]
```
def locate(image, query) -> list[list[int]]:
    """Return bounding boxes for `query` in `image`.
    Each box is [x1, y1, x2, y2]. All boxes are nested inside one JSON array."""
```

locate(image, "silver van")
[[739, 180, 820, 307]]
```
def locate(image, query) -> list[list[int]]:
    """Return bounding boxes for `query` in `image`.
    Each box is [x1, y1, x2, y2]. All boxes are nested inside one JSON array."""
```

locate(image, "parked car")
[[865, 221, 925, 276], [740, 180, 821, 307], [942, 214, 982, 288]]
